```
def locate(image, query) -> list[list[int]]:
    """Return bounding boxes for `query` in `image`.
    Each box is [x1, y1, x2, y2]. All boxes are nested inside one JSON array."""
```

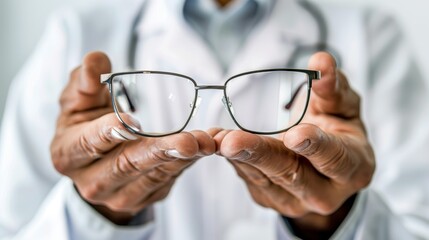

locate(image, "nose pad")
[[190, 96, 202, 117], [222, 96, 235, 114]]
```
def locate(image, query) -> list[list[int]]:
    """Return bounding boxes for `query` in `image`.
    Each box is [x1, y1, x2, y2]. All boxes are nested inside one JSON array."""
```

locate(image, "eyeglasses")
[[101, 69, 320, 137]]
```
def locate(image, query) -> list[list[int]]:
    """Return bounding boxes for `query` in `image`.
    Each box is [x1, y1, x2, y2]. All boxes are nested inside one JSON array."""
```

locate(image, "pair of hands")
[[50, 51, 375, 237]]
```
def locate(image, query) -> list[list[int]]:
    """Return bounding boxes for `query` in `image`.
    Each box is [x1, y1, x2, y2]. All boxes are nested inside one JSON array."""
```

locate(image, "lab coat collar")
[[107, 0, 149, 71], [134, 0, 319, 83]]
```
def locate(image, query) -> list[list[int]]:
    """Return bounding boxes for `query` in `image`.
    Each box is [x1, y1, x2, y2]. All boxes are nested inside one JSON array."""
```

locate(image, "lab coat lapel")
[[106, 0, 148, 71], [135, 0, 224, 84]]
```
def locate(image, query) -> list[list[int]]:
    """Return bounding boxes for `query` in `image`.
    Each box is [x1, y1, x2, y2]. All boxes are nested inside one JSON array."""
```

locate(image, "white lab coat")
[[1, 0, 429, 239]]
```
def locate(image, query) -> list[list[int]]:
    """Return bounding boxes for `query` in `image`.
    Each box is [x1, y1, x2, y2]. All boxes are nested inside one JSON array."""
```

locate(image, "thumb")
[[60, 51, 112, 113], [308, 52, 360, 118]]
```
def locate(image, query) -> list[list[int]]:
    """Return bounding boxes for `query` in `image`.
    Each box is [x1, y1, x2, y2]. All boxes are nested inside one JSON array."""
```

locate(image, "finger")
[[229, 160, 272, 188], [189, 130, 217, 157], [231, 162, 308, 217], [217, 130, 298, 177], [51, 112, 138, 173], [283, 123, 374, 187], [209, 128, 231, 154], [308, 52, 360, 118], [137, 178, 176, 210], [102, 174, 176, 213], [230, 152, 342, 215], [73, 131, 213, 200], [206, 127, 224, 138], [60, 52, 112, 114], [254, 184, 307, 218], [120, 131, 213, 173]]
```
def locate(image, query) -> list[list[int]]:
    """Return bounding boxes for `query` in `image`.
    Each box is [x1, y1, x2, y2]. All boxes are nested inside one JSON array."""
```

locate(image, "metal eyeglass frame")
[[101, 68, 320, 137]]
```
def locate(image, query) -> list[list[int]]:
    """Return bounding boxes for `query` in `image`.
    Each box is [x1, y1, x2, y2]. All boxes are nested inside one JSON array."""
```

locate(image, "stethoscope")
[[126, 0, 342, 71], [287, 0, 342, 68]]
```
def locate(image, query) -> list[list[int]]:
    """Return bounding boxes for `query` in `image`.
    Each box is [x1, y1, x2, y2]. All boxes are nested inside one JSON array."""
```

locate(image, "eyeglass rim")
[[101, 68, 320, 137], [106, 71, 198, 137], [224, 69, 317, 135]]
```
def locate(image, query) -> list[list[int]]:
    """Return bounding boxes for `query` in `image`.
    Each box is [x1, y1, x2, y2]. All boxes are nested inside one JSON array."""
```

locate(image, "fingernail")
[[111, 127, 138, 141], [165, 150, 187, 159], [230, 150, 251, 161], [291, 139, 311, 153]]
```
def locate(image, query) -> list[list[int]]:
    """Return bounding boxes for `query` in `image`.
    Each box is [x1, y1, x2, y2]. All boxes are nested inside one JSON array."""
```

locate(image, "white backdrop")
[[0, 0, 428, 122]]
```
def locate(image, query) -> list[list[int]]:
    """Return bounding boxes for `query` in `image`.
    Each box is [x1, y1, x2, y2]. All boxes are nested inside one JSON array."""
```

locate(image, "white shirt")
[[1, 0, 429, 239]]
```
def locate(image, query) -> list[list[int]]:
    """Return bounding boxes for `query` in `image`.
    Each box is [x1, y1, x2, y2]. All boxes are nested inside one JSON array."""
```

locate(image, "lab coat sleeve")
[[0, 10, 155, 240], [276, 9, 429, 240], [361, 9, 429, 239]]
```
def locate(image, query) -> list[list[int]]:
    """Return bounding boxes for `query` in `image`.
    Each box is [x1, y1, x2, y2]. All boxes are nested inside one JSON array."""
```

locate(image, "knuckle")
[[270, 157, 304, 191], [157, 164, 184, 177], [247, 186, 271, 208], [271, 172, 303, 191], [79, 134, 104, 159], [269, 193, 306, 217], [248, 173, 272, 188], [251, 195, 267, 207], [168, 132, 199, 156], [147, 148, 170, 163], [253, 178, 272, 188], [246, 153, 266, 166], [155, 186, 172, 201], [279, 202, 307, 218], [147, 167, 173, 182], [353, 151, 375, 189], [140, 180, 175, 206], [79, 182, 105, 202], [143, 173, 166, 189], [304, 191, 341, 215], [113, 151, 141, 178], [353, 169, 374, 189], [318, 141, 351, 180], [51, 154, 67, 175], [312, 199, 340, 215], [107, 196, 132, 212], [50, 142, 70, 175]]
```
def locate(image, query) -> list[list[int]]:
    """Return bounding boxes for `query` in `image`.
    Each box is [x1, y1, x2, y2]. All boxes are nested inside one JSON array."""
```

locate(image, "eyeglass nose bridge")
[[193, 84, 237, 118], [195, 85, 225, 90]]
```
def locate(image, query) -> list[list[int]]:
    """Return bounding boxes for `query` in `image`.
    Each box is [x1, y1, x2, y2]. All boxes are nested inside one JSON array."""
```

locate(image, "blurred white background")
[[0, 0, 428, 124]]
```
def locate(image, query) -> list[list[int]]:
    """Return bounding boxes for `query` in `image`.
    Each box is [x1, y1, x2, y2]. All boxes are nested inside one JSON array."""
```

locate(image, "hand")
[[212, 52, 375, 238], [50, 52, 216, 225]]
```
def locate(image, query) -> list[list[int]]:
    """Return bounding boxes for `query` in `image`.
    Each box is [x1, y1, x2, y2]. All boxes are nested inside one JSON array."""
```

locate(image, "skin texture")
[[51, 51, 375, 238], [212, 52, 375, 238], [50, 52, 217, 224]]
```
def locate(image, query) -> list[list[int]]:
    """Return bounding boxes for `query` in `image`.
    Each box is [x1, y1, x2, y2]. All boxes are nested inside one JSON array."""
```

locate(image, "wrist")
[[285, 194, 357, 239]]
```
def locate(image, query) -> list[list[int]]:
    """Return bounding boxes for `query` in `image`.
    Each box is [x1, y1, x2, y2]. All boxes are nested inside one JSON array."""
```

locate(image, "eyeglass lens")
[[112, 73, 197, 136], [225, 71, 309, 134]]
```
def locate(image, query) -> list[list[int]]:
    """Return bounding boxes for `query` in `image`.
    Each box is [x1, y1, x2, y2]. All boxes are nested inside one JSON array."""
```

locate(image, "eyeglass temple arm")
[[100, 74, 136, 112], [284, 82, 307, 110], [283, 70, 320, 110], [119, 81, 136, 112]]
